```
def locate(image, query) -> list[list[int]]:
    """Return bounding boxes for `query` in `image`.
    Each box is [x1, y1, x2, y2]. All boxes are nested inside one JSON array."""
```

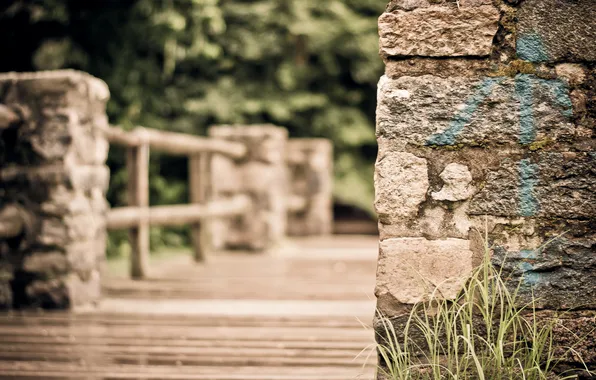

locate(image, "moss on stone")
[[427, 143, 466, 151], [528, 138, 553, 151], [499, 4, 518, 34], [490, 60, 537, 77]]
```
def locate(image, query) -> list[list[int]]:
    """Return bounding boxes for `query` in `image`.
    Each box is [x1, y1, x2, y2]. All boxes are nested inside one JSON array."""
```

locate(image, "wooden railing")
[[103, 126, 250, 279]]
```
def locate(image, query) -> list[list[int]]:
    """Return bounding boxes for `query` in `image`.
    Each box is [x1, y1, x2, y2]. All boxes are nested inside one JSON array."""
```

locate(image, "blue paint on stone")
[[520, 249, 538, 259], [517, 33, 550, 62], [539, 79, 573, 118], [426, 78, 503, 146], [519, 250, 542, 286], [520, 261, 542, 286], [518, 159, 540, 217], [515, 75, 536, 145]]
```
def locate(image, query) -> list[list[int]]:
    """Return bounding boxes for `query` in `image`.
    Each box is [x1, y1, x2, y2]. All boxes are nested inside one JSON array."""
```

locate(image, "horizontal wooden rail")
[[100, 125, 247, 159], [106, 195, 251, 231], [0, 205, 24, 239], [0, 104, 19, 130]]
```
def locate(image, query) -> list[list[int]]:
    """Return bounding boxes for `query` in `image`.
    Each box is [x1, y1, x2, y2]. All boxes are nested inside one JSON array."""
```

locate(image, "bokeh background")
[[0, 0, 384, 257]]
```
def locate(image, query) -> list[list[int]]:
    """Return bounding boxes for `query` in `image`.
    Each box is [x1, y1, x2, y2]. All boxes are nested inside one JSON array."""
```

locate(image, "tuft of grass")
[[373, 230, 593, 380]]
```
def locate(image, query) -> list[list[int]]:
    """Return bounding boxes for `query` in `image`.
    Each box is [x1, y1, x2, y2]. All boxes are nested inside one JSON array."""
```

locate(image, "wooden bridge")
[[0, 72, 378, 379], [0, 235, 378, 380]]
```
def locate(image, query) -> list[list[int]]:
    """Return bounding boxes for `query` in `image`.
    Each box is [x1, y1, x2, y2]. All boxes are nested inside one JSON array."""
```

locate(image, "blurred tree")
[[0, 0, 383, 255]]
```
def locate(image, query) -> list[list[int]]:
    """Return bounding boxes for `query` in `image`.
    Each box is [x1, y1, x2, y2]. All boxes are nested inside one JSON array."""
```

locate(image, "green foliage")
[[1, 0, 384, 255]]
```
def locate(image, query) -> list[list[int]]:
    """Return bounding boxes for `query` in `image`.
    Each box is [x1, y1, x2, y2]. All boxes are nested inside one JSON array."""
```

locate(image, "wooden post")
[[189, 152, 211, 262], [127, 142, 150, 279]]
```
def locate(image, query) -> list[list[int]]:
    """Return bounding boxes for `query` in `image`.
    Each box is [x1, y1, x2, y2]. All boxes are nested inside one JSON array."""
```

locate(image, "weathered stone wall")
[[286, 139, 333, 236], [375, 0, 595, 373], [209, 125, 288, 251], [0, 70, 110, 309]]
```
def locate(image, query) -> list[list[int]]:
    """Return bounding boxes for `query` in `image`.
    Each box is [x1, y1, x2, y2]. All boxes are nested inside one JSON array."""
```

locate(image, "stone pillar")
[[208, 125, 287, 251], [286, 139, 333, 236], [0, 70, 110, 309], [375, 0, 595, 374]]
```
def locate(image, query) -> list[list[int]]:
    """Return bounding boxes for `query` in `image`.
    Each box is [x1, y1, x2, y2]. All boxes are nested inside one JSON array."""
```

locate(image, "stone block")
[[211, 155, 241, 193], [286, 139, 333, 236], [1, 164, 110, 197], [379, 4, 499, 58], [492, 234, 596, 310], [0, 282, 11, 310], [377, 74, 576, 148], [68, 270, 101, 307], [376, 238, 475, 305], [0, 70, 110, 166], [516, 0, 596, 62], [209, 124, 288, 164], [22, 251, 69, 277], [208, 125, 288, 250], [431, 163, 475, 202], [374, 151, 429, 225], [25, 278, 70, 308], [469, 152, 596, 219]]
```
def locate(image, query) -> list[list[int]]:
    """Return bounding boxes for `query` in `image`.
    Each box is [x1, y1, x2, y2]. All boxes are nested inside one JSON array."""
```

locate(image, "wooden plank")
[[127, 143, 150, 279], [106, 196, 250, 230], [0, 237, 380, 380], [189, 153, 211, 262], [0, 361, 375, 377], [98, 124, 140, 147], [0, 336, 370, 350], [103, 126, 247, 159], [140, 128, 246, 158]]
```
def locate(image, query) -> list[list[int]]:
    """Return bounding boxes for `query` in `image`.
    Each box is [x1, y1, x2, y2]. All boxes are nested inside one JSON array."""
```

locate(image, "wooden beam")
[[127, 143, 150, 280], [0, 104, 19, 130], [106, 196, 250, 230], [0, 205, 24, 239], [103, 125, 247, 159], [189, 152, 212, 262], [99, 124, 140, 147]]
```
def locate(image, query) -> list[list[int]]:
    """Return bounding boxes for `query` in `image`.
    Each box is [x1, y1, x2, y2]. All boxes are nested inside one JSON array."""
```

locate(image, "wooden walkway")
[[0, 236, 378, 380]]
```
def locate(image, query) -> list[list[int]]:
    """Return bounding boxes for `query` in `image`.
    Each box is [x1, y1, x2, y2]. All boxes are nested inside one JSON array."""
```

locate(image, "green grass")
[[371, 230, 593, 380]]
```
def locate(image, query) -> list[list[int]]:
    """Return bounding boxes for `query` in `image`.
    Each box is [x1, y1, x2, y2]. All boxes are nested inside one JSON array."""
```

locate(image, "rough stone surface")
[[385, 58, 491, 79], [374, 151, 429, 225], [209, 125, 288, 251], [376, 238, 475, 305], [286, 139, 333, 236], [516, 0, 596, 62], [374, 0, 596, 374], [469, 152, 596, 219], [0, 70, 109, 310], [379, 5, 500, 58], [377, 74, 577, 147], [555, 64, 587, 86], [431, 163, 475, 201], [493, 235, 596, 310]]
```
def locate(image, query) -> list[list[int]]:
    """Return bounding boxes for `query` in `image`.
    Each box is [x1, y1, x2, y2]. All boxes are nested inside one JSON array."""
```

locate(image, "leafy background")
[[0, 0, 384, 256]]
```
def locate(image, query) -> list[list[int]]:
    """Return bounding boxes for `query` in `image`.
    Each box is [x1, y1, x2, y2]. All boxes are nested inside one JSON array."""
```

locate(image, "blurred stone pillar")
[[208, 125, 288, 251], [0, 70, 110, 309], [286, 139, 333, 236]]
